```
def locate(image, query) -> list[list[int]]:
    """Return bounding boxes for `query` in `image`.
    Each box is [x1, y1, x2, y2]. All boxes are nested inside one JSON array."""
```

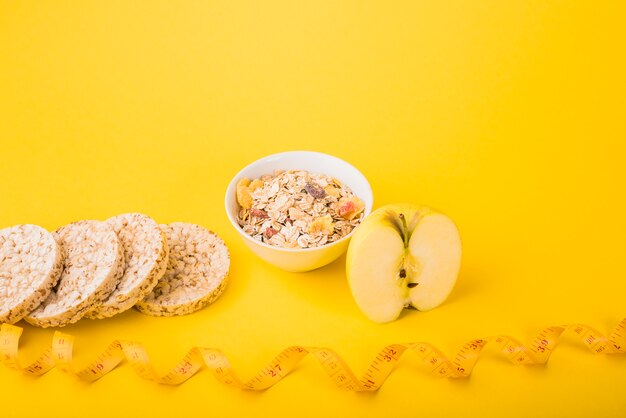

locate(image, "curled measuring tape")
[[1, 319, 625, 390]]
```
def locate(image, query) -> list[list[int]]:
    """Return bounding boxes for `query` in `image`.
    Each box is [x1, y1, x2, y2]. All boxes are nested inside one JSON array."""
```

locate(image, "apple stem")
[[399, 213, 409, 248]]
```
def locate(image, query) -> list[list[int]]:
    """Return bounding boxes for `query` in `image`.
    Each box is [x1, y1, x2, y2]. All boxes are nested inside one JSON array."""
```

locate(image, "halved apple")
[[346, 203, 461, 323]]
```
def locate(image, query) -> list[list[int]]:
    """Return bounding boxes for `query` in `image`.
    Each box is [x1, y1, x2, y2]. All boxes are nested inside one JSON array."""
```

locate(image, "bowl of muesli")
[[225, 151, 373, 272]]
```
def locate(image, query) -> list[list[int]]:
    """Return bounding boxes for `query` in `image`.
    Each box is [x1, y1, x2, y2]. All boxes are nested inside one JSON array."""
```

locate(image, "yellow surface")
[[1, 1, 625, 416]]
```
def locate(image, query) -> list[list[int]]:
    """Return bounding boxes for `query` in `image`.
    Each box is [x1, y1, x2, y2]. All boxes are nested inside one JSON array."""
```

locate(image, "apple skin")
[[346, 203, 462, 323]]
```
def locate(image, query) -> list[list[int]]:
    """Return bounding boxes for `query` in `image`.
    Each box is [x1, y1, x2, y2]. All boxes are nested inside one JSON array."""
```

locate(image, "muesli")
[[236, 170, 365, 249]]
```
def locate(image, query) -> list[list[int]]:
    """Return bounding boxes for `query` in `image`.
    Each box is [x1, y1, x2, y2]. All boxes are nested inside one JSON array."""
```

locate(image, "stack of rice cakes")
[[0, 213, 230, 327]]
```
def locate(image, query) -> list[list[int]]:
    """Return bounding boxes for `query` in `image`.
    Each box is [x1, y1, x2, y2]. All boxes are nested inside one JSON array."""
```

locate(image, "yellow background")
[[1, 1, 625, 417]]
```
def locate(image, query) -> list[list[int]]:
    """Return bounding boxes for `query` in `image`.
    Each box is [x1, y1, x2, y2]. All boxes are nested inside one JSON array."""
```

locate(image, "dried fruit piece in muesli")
[[304, 182, 327, 199], [236, 178, 253, 209], [249, 179, 264, 192], [264, 227, 279, 239], [250, 208, 269, 218], [237, 178, 266, 210], [338, 197, 365, 220], [324, 184, 341, 198], [309, 214, 334, 235]]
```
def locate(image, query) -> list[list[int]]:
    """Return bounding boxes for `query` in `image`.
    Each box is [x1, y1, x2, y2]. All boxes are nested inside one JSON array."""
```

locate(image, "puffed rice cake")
[[85, 213, 169, 319], [25, 220, 124, 327], [135, 222, 230, 316], [0, 224, 63, 324]]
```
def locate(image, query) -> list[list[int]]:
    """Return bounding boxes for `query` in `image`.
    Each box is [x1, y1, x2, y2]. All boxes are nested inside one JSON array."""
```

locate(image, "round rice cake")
[[0, 224, 63, 324], [85, 213, 169, 319], [135, 222, 230, 317], [25, 220, 124, 328]]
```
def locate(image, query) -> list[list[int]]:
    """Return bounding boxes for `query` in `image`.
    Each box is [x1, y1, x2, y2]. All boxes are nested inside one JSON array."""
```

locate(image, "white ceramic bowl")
[[225, 151, 373, 272]]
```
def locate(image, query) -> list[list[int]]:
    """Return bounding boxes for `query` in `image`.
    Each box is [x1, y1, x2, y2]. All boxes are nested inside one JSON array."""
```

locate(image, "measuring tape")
[[1, 319, 624, 390]]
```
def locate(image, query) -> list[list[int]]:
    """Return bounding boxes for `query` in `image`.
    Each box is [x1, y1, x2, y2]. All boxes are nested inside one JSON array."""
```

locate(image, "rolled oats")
[[236, 170, 365, 249]]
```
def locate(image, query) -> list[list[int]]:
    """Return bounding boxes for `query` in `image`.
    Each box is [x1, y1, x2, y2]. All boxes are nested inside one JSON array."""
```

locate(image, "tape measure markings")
[[1, 319, 624, 390]]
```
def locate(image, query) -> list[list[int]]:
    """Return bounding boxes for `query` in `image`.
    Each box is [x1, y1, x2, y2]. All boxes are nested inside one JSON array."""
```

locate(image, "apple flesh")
[[346, 203, 461, 323]]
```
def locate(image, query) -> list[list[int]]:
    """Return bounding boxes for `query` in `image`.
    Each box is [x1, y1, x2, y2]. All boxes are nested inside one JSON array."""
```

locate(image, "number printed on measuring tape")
[[1, 319, 625, 391]]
